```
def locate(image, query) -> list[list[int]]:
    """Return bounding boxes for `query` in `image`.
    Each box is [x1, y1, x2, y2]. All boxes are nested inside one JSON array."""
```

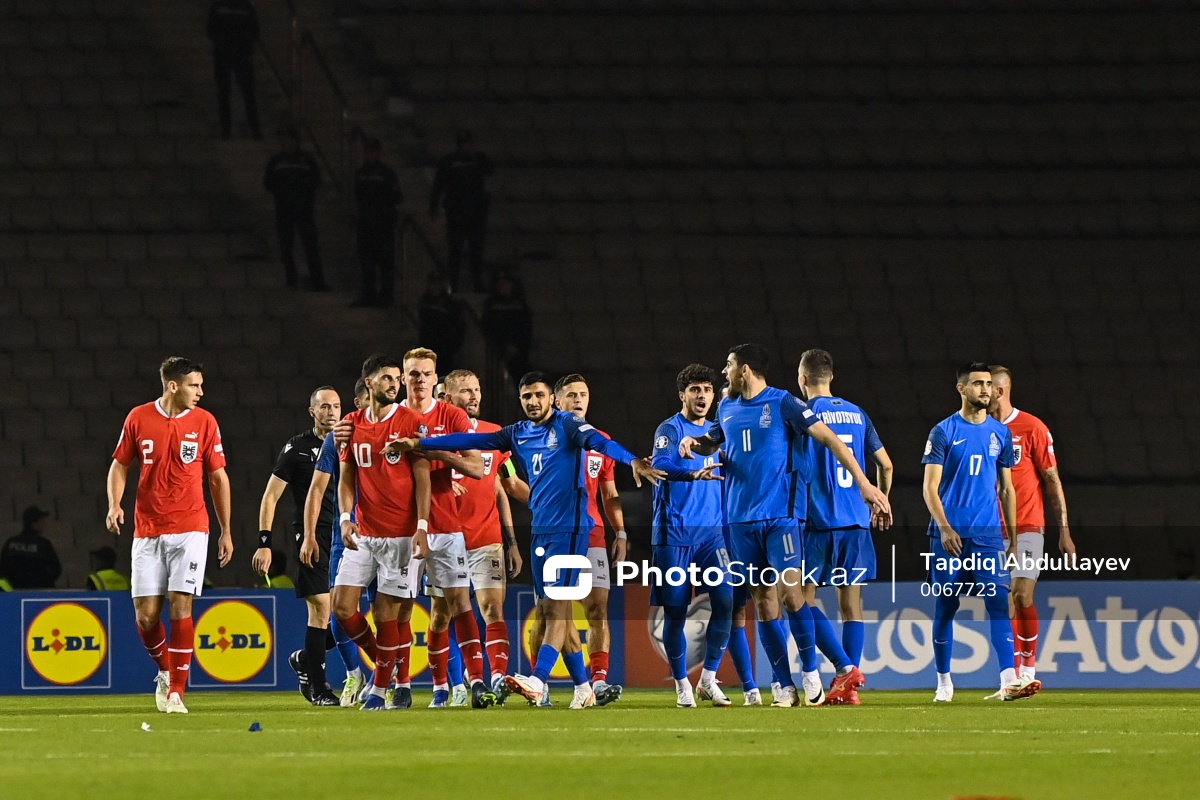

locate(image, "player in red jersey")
[[988, 365, 1075, 698], [105, 357, 233, 715], [393, 348, 493, 708], [335, 354, 431, 711], [442, 369, 527, 699]]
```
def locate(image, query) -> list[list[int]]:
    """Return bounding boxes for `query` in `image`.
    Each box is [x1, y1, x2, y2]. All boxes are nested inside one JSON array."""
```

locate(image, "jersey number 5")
[[836, 434, 854, 488]]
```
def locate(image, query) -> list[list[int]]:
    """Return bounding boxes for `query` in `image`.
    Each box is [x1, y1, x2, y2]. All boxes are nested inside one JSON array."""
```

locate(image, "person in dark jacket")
[[352, 138, 403, 307], [481, 270, 533, 384], [0, 506, 62, 590], [418, 272, 467, 372], [207, 0, 262, 140], [429, 130, 494, 292], [86, 547, 130, 591], [264, 127, 328, 291]]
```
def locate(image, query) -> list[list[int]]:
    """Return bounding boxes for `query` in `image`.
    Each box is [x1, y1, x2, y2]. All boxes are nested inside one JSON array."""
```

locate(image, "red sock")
[[396, 620, 413, 685], [138, 621, 169, 672], [454, 612, 485, 685], [1010, 617, 1023, 669], [339, 612, 378, 663], [590, 650, 610, 685], [1014, 604, 1039, 669], [485, 621, 510, 681], [428, 627, 450, 686], [168, 617, 194, 697], [373, 619, 399, 690]]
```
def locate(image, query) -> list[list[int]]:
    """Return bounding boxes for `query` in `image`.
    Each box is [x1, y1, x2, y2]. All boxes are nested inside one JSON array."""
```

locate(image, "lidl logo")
[[521, 601, 589, 679], [24, 602, 109, 685], [194, 601, 273, 683]]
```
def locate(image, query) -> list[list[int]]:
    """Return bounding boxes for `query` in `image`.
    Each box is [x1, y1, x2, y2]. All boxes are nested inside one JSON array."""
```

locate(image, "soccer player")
[[105, 357, 233, 714], [394, 348, 492, 709], [303, 379, 371, 706], [387, 371, 664, 709], [334, 354, 431, 711], [442, 369, 525, 698], [679, 344, 889, 708], [796, 349, 893, 705], [922, 363, 1034, 702], [651, 364, 735, 707], [252, 386, 342, 706], [988, 365, 1073, 696]]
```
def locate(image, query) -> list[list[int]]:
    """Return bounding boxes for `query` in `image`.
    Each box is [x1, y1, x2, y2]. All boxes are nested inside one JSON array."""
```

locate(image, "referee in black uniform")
[[253, 386, 342, 705]]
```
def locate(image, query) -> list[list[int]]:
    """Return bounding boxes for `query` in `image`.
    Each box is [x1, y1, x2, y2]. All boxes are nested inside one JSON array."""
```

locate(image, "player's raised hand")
[[299, 534, 320, 567], [341, 520, 359, 550], [251, 547, 272, 576], [218, 532, 234, 567], [333, 418, 355, 446], [631, 457, 667, 487], [505, 543, 523, 578], [691, 464, 723, 481], [381, 437, 420, 458], [105, 505, 124, 535], [678, 436, 700, 458], [940, 526, 963, 557]]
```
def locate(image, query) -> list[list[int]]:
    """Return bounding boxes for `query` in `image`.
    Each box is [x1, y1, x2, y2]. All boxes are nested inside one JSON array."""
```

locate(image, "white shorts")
[[1010, 530, 1045, 580], [131, 532, 208, 598], [422, 532, 471, 592], [467, 543, 506, 591], [588, 546, 611, 592], [333, 535, 414, 599]]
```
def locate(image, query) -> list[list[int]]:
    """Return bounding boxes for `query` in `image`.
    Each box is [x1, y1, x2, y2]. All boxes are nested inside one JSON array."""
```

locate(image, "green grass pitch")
[[1, 690, 1196, 799]]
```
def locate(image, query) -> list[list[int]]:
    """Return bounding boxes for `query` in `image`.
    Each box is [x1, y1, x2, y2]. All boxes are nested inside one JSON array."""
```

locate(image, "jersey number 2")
[[141, 439, 154, 464]]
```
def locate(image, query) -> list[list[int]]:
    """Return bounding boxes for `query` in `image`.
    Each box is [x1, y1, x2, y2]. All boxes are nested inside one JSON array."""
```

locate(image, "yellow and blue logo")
[[193, 601, 273, 683], [25, 602, 108, 685]]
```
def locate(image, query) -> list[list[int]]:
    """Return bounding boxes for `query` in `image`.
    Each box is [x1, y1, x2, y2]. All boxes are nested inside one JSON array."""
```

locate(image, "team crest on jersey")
[[384, 447, 402, 465], [481, 452, 494, 475], [759, 405, 772, 428], [547, 430, 559, 450], [1013, 444, 1023, 464], [587, 455, 603, 479], [417, 424, 429, 437], [179, 441, 199, 464], [989, 432, 1001, 457], [655, 435, 669, 451]]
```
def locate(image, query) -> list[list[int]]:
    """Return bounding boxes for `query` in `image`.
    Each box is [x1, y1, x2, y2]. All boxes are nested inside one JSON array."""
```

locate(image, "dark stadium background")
[[2, 0, 1197, 588]]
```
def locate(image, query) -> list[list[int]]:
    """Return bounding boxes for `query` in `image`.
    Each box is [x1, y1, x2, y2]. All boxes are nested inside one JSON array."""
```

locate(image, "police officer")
[[430, 129, 494, 292], [352, 138, 403, 308], [264, 127, 328, 291], [206, 0, 263, 140], [0, 506, 62, 590], [86, 546, 130, 591]]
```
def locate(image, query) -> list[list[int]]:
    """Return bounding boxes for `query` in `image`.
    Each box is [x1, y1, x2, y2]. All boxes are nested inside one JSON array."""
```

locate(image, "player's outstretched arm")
[[678, 435, 719, 458], [105, 459, 129, 535], [418, 448, 485, 479], [501, 472, 530, 505], [301, 470, 332, 567], [630, 457, 668, 487], [254, 475, 287, 576], [923, 463, 961, 556], [209, 467, 234, 567], [998, 466, 1018, 559]]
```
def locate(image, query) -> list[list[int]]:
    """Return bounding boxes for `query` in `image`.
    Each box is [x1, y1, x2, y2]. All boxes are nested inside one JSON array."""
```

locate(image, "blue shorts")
[[531, 527, 589, 600], [330, 534, 376, 603], [727, 518, 803, 586], [928, 534, 1009, 593], [650, 534, 732, 607], [806, 526, 876, 584]]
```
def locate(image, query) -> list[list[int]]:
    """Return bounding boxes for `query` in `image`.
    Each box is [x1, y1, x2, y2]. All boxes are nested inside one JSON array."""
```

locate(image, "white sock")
[[1000, 667, 1017, 686], [396, 682, 411, 689], [434, 682, 449, 693], [802, 670, 820, 685], [675, 678, 693, 693], [575, 682, 591, 692], [454, 682, 467, 691], [1020, 665, 1035, 680], [528, 675, 545, 694], [594, 678, 608, 688], [937, 672, 953, 688], [699, 668, 717, 686], [159, 669, 170, 680], [370, 685, 386, 699]]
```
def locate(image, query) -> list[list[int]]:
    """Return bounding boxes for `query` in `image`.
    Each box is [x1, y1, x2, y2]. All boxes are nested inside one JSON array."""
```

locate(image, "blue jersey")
[[421, 409, 637, 533], [314, 432, 342, 519], [804, 395, 884, 531], [651, 414, 724, 547], [708, 386, 820, 524], [922, 413, 1015, 539]]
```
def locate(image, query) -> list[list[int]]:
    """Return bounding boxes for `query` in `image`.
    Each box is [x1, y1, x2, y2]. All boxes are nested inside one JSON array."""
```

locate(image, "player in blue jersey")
[[796, 349, 893, 705], [387, 371, 665, 709], [922, 363, 1032, 702], [650, 364, 735, 707], [679, 344, 890, 708], [301, 378, 376, 706]]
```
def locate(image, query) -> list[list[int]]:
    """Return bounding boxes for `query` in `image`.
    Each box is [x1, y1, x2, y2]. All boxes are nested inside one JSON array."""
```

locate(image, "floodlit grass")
[[1, 689, 1195, 799]]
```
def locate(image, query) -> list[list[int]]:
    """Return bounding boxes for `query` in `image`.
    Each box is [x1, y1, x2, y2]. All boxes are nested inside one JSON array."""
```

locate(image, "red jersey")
[[455, 418, 512, 550], [339, 404, 422, 538], [584, 428, 616, 548], [112, 400, 226, 538], [1002, 408, 1057, 534], [401, 399, 471, 535]]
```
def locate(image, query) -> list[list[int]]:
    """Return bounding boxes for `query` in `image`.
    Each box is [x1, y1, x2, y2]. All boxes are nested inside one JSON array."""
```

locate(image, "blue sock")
[[933, 595, 959, 674], [808, 604, 849, 671], [727, 626, 756, 691], [331, 616, 362, 673], [447, 623, 464, 686], [663, 605, 689, 680], [563, 650, 589, 686], [703, 586, 733, 672], [757, 616, 793, 688], [984, 589, 1016, 673], [842, 620, 865, 667], [533, 644, 559, 685], [786, 605, 820, 673]]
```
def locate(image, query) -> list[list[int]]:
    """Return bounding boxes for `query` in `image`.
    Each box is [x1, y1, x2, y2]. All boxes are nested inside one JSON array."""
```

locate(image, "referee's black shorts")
[[292, 523, 331, 599]]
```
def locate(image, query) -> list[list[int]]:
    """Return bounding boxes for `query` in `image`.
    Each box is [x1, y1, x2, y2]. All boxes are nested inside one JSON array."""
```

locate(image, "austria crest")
[[179, 440, 199, 464], [1013, 443, 1023, 465], [587, 454, 603, 479]]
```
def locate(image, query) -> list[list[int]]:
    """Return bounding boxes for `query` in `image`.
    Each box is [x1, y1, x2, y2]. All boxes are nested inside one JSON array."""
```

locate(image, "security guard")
[[264, 127, 328, 291], [352, 138, 403, 307], [430, 129, 494, 292], [206, 0, 263, 140], [86, 546, 130, 591], [0, 506, 62, 589]]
